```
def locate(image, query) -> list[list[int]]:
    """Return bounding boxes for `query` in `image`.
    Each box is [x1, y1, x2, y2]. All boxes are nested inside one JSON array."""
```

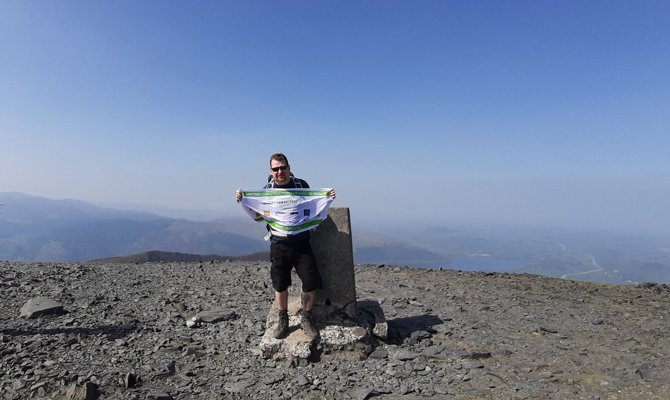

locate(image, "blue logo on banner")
[[304, 209, 311, 217]]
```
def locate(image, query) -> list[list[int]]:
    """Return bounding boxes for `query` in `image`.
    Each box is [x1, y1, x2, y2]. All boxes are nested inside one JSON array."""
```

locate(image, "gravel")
[[2, 260, 670, 399]]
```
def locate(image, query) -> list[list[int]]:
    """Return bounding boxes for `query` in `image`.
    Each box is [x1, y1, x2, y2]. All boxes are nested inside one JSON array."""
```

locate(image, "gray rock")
[[294, 375, 310, 386], [224, 380, 254, 393], [63, 382, 98, 400], [19, 297, 65, 318], [146, 393, 173, 400], [186, 310, 236, 327], [636, 363, 653, 380], [393, 349, 420, 361], [12, 380, 26, 390], [369, 348, 389, 359]]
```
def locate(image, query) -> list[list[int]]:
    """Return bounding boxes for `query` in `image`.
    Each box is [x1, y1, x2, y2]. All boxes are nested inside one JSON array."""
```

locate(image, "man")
[[236, 153, 336, 340]]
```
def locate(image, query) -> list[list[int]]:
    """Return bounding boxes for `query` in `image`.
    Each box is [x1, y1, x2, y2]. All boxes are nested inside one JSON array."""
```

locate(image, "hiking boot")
[[273, 309, 289, 339], [300, 310, 319, 340]]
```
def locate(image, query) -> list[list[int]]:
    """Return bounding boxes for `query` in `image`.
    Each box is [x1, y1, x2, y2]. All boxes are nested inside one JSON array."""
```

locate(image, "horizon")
[[2, 190, 668, 241], [2, 2, 669, 237], [2, 190, 669, 285]]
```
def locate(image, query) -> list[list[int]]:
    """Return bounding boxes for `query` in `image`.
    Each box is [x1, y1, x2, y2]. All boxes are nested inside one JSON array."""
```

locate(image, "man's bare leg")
[[273, 290, 289, 339], [301, 291, 316, 311], [300, 291, 319, 340], [276, 290, 289, 310]]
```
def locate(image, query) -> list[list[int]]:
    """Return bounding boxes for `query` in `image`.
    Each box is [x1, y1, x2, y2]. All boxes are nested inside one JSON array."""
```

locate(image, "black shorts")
[[270, 240, 323, 293]]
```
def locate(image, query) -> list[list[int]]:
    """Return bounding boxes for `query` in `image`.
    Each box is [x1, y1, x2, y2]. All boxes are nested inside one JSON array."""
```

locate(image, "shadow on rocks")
[[385, 314, 443, 344], [1, 324, 137, 341]]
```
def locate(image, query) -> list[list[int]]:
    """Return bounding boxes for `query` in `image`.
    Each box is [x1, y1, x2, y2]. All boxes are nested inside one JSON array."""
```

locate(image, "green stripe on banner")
[[266, 219, 324, 231], [244, 190, 329, 197]]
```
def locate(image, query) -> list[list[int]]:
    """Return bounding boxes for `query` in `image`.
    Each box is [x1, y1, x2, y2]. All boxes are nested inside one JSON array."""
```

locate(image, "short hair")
[[270, 153, 289, 166]]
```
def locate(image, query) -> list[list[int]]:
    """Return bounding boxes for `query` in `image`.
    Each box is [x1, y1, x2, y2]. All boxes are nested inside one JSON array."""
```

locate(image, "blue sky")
[[1, 1, 669, 234]]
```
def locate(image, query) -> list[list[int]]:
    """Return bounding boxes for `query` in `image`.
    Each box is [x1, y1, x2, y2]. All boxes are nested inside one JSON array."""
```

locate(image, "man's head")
[[270, 153, 290, 185]]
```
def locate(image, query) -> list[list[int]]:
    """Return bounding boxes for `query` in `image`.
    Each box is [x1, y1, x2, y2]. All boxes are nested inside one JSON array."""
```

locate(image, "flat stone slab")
[[19, 297, 65, 318]]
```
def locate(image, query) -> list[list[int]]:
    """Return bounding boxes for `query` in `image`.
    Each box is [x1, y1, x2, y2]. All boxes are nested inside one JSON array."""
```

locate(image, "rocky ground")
[[1, 260, 670, 400]]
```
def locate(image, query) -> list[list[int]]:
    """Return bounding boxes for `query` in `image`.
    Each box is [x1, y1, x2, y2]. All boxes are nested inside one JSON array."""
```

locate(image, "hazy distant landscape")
[[354, 221, 670, 285], [1, 192, 669, 285]]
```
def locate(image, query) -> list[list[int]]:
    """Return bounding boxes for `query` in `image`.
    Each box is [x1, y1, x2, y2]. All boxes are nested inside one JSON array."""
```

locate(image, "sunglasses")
[[271, 165, 289, 172]]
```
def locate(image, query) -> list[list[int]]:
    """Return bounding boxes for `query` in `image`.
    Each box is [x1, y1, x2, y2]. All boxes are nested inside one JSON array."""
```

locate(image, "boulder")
[[19, 297, 65, 318]]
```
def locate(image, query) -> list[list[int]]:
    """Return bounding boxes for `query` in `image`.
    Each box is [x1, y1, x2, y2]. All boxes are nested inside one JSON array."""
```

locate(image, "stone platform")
[[259, 297, 387, 361]]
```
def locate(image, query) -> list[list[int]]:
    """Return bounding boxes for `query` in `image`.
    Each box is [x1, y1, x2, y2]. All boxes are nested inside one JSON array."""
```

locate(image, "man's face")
[[270, 159, 290, 185]]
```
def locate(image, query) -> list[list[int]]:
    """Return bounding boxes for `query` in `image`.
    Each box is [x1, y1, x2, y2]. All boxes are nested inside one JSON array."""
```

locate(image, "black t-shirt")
[[264, 177, 309, 190]]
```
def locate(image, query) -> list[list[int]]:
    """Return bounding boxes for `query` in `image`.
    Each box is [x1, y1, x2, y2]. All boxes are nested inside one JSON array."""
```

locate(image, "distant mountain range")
[[89, 250, 271, 264], [0, 192, 268, 262], [2, 192, 668, 285], [0, 192, 446, 265], [352, 233, 448, 266]]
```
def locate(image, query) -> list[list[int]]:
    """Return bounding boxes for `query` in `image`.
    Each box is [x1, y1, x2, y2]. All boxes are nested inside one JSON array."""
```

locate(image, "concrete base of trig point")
[[259, 207, 387, 361], [259, 298, 387, 361]]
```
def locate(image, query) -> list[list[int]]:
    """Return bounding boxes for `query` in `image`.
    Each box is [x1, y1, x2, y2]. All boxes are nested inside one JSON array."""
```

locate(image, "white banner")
[[239, 188, 334, 236]]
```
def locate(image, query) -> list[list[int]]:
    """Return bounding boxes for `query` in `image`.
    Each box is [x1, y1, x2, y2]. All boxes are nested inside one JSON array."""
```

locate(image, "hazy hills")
[[0, 192, 447, 266], [352, 233, 447, 265], [0, 192, 267, 262], [89, 250, 271, 264], [2, 192, 669, 285], [380, 223, 670, 285], [0, 192, 438, 265]]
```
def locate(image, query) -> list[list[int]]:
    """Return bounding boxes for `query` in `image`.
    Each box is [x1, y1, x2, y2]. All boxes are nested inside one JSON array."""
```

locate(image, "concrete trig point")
[[312, 206, 357, 318], [259, 207, 387, 361]]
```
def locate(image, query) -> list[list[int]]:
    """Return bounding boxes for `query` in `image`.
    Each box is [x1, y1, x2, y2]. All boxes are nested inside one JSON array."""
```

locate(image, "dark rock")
[[461, 351, 492, 360], [123, 372, 139, 388], [636, 363, 653, 380], [410, 330, 432, 341]]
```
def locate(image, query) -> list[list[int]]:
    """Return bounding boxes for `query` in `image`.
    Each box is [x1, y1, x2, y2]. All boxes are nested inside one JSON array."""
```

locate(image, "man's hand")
[[330, 189, 336, 199], [236, 189, 242, 203]]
